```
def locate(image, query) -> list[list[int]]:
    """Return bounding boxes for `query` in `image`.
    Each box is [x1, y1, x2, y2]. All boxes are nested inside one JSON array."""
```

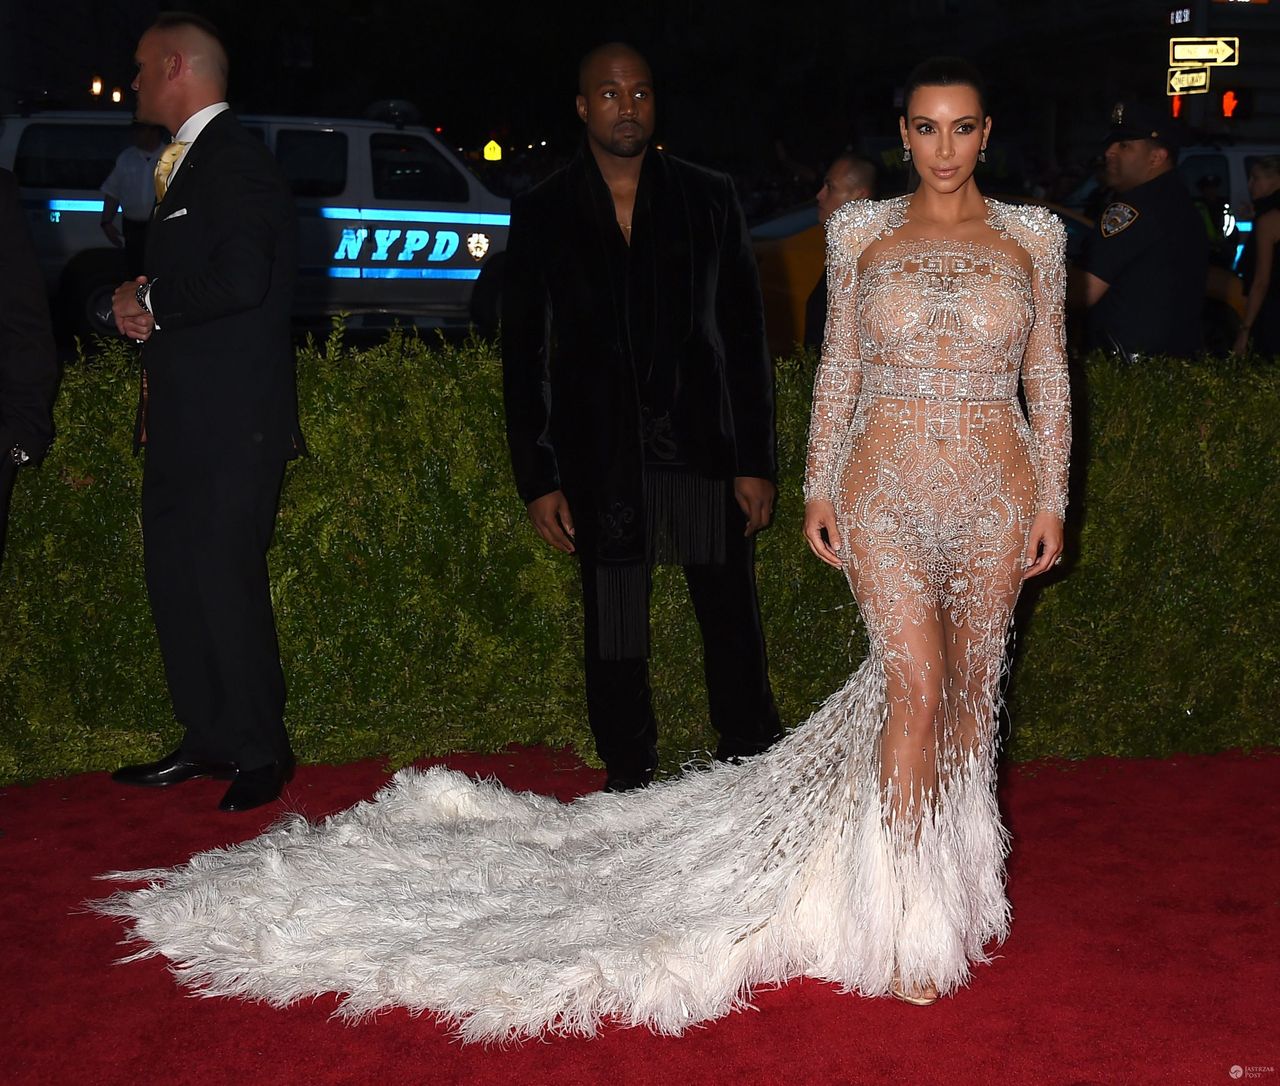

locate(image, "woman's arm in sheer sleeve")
[[1022, 212, 1072, 520], [804, 208, 862, 503]]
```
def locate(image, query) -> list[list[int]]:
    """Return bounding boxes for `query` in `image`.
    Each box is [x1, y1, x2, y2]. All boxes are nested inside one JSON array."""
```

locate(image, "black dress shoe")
[[112, 749, 238, 787], [218, 756, 296, 812], [714, 732, 783, 764], [602, 768, 655, 793]]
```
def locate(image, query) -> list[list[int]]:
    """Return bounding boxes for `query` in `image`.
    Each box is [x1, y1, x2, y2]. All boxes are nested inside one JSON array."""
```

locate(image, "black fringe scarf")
[[580, 145, 730, 660]]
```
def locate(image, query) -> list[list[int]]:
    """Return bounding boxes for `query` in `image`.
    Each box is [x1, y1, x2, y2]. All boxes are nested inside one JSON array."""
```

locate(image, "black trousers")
[[142, 454, 290, 769], [577, 499, 783, 777]]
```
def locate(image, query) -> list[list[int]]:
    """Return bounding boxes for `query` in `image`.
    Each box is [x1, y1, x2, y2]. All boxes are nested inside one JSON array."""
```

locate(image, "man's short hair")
[[151, 10, 225, 43], [149, 11, 229, 83], [577, 42, 650, 95], [831, 152, 877, 197]]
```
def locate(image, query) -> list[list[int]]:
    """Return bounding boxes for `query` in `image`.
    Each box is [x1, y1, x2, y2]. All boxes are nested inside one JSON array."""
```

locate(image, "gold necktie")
[[153, 141, 189, 201]]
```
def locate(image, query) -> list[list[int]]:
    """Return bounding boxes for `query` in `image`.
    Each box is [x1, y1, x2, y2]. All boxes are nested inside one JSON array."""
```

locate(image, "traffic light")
[[1171, 94, 1184, 119], [1220, 88, 1254, 120]]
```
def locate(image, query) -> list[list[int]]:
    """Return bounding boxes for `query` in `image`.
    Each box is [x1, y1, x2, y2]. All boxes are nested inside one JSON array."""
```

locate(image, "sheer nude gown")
[[98, 196, 1071, 1043]]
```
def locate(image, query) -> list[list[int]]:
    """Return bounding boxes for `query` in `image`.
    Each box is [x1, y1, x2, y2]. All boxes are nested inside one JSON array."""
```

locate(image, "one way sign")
[[1169, 37, 1240, 67], [1167, 66, 1211, 95]]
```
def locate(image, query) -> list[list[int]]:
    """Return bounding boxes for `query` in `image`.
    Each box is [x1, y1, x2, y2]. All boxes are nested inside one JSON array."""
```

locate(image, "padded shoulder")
[[992, 200, 1067, 263], [825, 196, 908, 271]]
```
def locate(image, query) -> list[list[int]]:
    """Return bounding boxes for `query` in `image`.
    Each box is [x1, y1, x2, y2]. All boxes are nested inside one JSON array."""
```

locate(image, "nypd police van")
[[0, 110, 510, 337]]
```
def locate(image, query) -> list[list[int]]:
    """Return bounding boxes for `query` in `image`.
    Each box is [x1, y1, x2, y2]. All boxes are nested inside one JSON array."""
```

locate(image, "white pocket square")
[[164, 207, 188, 220]]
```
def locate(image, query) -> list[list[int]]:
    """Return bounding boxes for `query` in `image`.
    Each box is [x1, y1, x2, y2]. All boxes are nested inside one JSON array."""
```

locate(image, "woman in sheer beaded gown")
[[98, 58, 1070, 1039]]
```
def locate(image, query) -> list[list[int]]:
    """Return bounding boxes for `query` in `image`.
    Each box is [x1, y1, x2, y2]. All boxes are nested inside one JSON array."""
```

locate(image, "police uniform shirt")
[[1084, 169, 1209, 358], [100, 145, 162, 223]]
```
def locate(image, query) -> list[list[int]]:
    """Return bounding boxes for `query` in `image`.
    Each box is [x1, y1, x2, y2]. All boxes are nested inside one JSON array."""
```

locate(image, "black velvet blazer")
[[501, 144, 776, 563]]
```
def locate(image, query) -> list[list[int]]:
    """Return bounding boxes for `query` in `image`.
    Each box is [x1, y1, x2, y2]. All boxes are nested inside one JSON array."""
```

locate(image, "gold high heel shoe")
[[890, 977, 940, 1006]]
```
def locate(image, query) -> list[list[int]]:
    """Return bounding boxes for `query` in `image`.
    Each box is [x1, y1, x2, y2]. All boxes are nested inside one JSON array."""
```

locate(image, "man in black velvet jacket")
[[109, 15, 302, 812], [0, 168, 58, 566], [502, 44, 782, 791]]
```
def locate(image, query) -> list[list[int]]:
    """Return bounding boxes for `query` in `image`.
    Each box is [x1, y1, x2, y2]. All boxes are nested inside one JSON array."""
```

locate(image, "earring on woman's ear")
[[902, 146, 912, 163], [979, 147, 987, 163]]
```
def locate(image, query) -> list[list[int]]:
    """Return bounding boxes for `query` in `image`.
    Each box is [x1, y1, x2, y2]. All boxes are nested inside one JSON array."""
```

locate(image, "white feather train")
[[95, 655, 1011, 1043]]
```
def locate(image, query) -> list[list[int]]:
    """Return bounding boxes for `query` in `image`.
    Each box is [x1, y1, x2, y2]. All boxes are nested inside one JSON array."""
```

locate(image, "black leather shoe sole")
[[603, 769, 655, 793], [714, 733, 783, 763], [218, 757, 296, 813], [112, 751, 238, 787]]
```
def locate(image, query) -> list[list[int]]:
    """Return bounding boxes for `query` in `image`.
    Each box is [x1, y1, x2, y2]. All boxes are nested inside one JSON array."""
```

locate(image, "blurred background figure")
[[99, 122, 166, 279], [1080, 102, 1207, 360], [804, 152, 876, 349], [0, 168, 58, 567], [1191, 174, 1234, 270], [1236, 155, 1280, 358]]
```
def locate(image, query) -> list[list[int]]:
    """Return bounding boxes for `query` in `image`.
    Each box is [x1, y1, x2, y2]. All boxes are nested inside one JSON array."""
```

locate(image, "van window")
[[370, 133, 469, 203], [15, 123, 134, 189], [1179, 153, 1230, 208], [276, 129, 347, 197]]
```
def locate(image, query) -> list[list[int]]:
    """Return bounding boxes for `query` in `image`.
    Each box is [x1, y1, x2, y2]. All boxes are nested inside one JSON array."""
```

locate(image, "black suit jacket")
[[139, 110, 303, 469], [501, 145, 775, 562], [0, 169, 58, 463]]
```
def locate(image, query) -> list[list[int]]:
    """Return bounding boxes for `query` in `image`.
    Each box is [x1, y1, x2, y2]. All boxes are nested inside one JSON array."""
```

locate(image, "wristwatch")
[[135, 281, 153, 313]]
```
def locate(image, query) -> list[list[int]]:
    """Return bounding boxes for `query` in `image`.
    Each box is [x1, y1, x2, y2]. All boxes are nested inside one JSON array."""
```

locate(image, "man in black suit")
[[110, 14, 303, 812], [0, 169, 58, 565], [502, 43, 782, 792]]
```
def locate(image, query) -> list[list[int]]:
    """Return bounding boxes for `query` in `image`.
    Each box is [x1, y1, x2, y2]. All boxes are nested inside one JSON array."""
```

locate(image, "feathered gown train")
[[97, 654, 1010, 1042]]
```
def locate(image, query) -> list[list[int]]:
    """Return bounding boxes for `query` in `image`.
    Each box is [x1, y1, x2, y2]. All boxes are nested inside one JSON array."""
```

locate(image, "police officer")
[[1081, 102, 1208, 358]]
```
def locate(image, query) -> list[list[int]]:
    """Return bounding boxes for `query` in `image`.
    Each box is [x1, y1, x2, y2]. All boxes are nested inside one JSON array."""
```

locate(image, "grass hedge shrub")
[[0, 331, 1276, 782]]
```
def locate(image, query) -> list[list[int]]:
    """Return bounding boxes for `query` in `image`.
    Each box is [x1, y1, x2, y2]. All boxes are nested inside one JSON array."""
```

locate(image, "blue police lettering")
[[371, 229, 402, 261], [429, 231, 459, 261], [333, 227, 368, 260], [399, 229, 430, 261], [329, 224, 464, 263]]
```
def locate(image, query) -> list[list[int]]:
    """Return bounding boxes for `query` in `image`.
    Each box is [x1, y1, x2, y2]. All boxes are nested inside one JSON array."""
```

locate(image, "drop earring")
[[902, 146, 912, 163], [979, 147, 987, 163]]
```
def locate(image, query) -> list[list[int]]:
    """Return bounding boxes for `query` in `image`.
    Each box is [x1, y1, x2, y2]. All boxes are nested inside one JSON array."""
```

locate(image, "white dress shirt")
[[166, 101, 232, 188]]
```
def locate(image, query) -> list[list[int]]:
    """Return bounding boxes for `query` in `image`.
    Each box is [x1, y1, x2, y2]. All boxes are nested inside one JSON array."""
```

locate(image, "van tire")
[[470, 254, 505, 339], [61, 250, 129, 341]]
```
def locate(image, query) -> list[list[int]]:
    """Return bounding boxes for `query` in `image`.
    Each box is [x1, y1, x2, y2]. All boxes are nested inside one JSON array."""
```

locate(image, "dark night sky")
[[4, 0, 1276, 180]]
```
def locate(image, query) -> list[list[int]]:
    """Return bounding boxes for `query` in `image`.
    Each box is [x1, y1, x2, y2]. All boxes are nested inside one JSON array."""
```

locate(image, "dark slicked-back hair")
[[577, 41, 651, 96], [903, 56, 989, 119]]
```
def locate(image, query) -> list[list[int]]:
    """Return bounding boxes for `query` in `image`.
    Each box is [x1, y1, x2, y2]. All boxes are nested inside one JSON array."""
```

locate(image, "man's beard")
[[600, 120, 649, 158]]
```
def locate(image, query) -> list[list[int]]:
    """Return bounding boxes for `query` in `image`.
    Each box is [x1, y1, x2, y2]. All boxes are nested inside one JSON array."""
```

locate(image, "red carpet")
[[2, 746, 1276, 1086]]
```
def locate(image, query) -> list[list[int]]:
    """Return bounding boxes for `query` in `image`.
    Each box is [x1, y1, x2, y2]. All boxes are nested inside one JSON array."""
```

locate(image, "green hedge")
[[1, 332, 1276, 782]]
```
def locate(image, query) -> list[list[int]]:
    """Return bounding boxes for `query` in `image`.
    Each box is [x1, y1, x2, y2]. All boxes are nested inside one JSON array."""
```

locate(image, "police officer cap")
[[1104, 101, 1186, 152]]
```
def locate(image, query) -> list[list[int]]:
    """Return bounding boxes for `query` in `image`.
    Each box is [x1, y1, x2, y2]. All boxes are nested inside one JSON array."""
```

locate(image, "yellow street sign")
[[483, 140, 502, 162], [1167, 66, 1211, 95], [1169, 36, 1239, 66]]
